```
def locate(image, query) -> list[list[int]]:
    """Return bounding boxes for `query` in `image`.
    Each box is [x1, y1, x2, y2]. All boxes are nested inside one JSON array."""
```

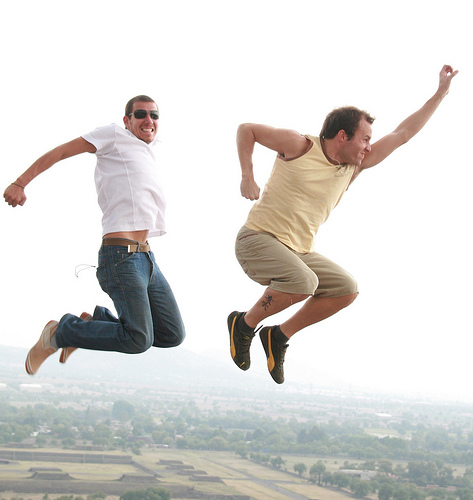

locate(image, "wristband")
[[11, 182, 25, 189]]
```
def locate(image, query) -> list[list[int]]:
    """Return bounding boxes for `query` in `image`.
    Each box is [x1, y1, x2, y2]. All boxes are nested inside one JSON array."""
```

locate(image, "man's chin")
[[140, 134, 156, 144]]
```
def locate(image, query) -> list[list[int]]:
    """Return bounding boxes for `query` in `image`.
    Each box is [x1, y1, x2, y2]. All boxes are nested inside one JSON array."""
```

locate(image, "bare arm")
[[357, 65, 458, 174], [237, 123, 310, 200], [3, 137, 96, 207]]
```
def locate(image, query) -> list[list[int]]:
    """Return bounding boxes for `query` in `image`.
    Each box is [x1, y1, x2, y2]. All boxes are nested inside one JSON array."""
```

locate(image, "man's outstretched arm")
[[3, 137, 96, 207], [357, 64, 458, 174]]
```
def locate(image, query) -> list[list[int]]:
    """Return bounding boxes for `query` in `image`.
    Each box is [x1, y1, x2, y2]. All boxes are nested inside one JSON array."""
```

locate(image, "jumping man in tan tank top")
[[228, 65, 458, 384]]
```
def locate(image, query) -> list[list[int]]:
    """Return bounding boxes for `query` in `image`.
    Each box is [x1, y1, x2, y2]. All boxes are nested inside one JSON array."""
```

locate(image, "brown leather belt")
[[102, 238, 150, 253]]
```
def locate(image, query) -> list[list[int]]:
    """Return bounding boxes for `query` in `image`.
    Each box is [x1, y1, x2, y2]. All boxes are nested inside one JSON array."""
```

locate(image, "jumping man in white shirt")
[[4, 96, 186, 375]]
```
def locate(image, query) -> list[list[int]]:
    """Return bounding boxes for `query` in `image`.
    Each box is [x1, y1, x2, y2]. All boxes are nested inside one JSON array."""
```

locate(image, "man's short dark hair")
[[320, 106, 375, 140], [125, 95, 157, 117]]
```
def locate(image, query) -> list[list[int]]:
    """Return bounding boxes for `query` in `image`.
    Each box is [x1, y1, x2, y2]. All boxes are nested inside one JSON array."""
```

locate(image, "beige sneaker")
[[25, 320, 59, 375]]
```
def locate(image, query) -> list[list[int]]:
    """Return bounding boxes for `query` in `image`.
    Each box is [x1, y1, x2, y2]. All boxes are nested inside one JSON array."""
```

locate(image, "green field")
[[0, 447, 360, 500]]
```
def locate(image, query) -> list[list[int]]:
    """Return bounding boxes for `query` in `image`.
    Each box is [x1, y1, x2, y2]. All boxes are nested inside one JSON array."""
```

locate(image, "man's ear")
[[123, 115, 130, 130], [337, 129, 348, 142]]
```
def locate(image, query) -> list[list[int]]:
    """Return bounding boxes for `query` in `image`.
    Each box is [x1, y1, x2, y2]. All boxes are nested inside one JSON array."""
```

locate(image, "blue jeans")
[[55, 245, 185, 353]]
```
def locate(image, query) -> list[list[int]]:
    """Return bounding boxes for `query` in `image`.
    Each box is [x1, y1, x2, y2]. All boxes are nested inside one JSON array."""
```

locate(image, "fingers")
[[240, 179, 261, 201], [438, 65, 458, 96], [441, 65, 458, 78], [246, 188, 260, 201], [4, 196, 23, 207], [246, 193, 260, 201], [241, 190, 260, 201], [3, 185, 27, 207]]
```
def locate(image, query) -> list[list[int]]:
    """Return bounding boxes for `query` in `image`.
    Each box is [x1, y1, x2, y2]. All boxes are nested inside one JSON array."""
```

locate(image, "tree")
[[408, 461, 438, 486], [62, 437, 76, 448], [310, 460, 326, 485], [10, 425, 30, 442], [394, 464, 405, 477], [351, 478, 370, 498], [270, 455, 285, 470], [322, 471, 333, 486], [378, 483, 394, 500], [457, 489, 473, 500], [406, 485, 427, 500], [113, 400, 135, 421], [55, 496, 84, 500], [332, 471, 350, 489], [132, 413, 157, 435], [208, 435, 229, 450], [92, 422, 113, 446], [130, 442, 142, 455], [392, 484, 409, 500], [294, 462, 307, 476], [362, 460, 376, 471], [120, 486, 171, 500], [438, 465, 454, 487], [378, 459, 393, 475], [235, 443, 248, 459]]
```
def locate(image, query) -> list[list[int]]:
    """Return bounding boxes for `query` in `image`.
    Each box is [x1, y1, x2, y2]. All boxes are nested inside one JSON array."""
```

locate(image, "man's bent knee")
[[167, 328, 186, 347], [340, 292, 358, 308], [125, 329, 154, 354], [152, 324, 186, 348], [289, 293, 312, 304]]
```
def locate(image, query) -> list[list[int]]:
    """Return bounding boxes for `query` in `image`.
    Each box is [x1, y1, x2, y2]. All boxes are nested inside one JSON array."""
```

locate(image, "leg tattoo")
[[261, 294, 274, 311]]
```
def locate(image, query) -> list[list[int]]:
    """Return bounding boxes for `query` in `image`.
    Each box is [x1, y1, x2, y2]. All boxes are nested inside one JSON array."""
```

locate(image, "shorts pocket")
[[235, 250, 256, 277]]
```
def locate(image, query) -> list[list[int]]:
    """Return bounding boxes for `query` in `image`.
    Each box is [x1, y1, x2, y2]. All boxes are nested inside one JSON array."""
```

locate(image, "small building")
[[340, 469, 377, 481]]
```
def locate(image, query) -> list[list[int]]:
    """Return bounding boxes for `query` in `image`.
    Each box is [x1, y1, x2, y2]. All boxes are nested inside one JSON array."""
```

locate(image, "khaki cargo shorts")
[[235, 226, 358, 297]]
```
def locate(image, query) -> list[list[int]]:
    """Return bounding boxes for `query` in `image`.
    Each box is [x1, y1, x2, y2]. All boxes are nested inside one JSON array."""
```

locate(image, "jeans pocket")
[[96, 265, 107, 286], [114, 250, 136, 268]]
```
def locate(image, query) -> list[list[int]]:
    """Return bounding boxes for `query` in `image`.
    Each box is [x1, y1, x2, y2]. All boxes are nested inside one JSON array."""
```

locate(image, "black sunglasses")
[[129, 109, 159, 120]]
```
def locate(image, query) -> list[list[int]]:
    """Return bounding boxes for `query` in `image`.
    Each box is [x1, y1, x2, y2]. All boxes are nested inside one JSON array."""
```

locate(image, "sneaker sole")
[[228, 313, 238, 361], [260, 327, 276, 372], [227, 311, 251, 371], [259, 327, 285, 384]]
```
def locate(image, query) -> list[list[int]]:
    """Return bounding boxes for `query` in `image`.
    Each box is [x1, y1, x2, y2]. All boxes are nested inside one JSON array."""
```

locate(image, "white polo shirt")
[[82, 124, 166, 238]]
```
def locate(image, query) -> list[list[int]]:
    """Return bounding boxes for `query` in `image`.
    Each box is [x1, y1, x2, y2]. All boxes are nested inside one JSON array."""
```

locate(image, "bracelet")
[[11, 182, 25, 189]]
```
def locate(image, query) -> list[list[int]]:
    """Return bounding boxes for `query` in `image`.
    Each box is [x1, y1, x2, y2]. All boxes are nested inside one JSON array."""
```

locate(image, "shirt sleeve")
[[81, 124, 117, 154]]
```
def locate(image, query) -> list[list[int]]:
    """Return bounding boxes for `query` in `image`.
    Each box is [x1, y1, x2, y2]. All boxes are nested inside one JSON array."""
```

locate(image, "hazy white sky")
[[1, 0, 471, 401]]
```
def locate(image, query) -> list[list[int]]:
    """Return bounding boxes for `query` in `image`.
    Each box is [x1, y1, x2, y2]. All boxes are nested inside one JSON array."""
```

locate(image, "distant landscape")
[[1, 345, 473, 500]]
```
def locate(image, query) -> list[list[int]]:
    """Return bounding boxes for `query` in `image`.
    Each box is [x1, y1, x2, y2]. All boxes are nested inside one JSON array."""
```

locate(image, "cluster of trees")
[[2, 393, 473, 499], [291, 459, 473, 500], [176, 409, 473, 467], [219, 448, 473, 499], [3, 398, 473, 465], [2, 491, 171, 500], [3, 398, 473, 467], [12, 494, 107, 500], [120, 487, 170, 500], [247, 454, 473, 500], [325, 471, 473, 500], [248, 452, 285, 470]]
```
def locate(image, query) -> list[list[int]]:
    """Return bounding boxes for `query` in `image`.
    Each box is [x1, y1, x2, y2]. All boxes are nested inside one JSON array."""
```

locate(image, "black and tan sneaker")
[[227, 311, 255, 371], [259, 326, 288, 384]]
